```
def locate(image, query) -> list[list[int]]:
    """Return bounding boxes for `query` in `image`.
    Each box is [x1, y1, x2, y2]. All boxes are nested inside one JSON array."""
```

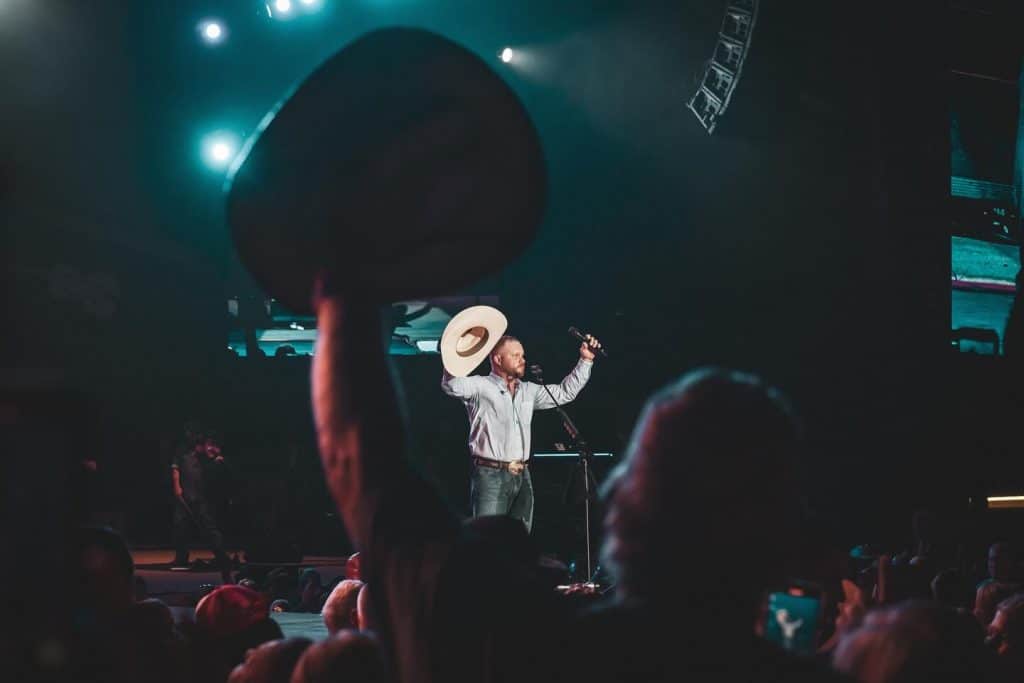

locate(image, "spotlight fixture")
[[499, 47, 514, 64], [198, 19, 227, 45], [201, 131, 240, 170], [266, 0, 293, 18]]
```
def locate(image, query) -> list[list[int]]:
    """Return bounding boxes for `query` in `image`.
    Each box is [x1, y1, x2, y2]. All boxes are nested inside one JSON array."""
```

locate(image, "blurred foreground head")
[[601, 368, 804, 613]]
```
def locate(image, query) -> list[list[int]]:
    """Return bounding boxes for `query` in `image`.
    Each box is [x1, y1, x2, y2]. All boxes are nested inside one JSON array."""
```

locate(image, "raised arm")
[[441, 370, 481, 400], [311, 288, 463, 683], [310, 290, 416, 549], [533, 358, 593, 409]]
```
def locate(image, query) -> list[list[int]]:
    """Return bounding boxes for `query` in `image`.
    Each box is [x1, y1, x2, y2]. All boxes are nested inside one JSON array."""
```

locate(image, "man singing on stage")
[[440, 306, 601, 532], [170, 426, 231, 574]]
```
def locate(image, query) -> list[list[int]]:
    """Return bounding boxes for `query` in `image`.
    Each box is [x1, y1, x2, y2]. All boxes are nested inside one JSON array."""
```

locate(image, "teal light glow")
[[197, 19, 227, 45], [200, 131, 241, 171]]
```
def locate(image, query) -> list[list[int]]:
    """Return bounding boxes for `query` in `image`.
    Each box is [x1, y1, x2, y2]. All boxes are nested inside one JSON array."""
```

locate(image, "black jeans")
[[172, 496, 227, 564]]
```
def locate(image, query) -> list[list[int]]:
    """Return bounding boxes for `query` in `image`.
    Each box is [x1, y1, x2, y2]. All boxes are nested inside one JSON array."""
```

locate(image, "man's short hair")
[[491, 335, 520, 357], [322, 579, 365, 634], [489, 335, 521, 369]]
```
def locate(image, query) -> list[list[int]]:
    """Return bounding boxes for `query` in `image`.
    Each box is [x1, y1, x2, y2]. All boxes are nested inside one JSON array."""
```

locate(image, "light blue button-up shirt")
[[441, 359, 593, 462]]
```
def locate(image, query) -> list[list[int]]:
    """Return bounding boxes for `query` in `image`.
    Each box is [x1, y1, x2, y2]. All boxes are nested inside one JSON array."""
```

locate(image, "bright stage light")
[[267, 0, 321, 20], [198, 19, 226, 45], [201, 131, 240, 170], [266, 0, 297, 19], [499, 47, 514, 64], [211, 142, 231, 161]]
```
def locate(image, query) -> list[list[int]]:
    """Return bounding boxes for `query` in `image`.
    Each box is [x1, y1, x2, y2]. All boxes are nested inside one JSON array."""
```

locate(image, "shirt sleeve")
[[533, 359, 593, 409], [440, 370, 482, 400]]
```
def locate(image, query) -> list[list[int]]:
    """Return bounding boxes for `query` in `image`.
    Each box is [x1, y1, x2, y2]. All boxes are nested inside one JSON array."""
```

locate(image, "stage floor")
[[132, 548, 344, 641]]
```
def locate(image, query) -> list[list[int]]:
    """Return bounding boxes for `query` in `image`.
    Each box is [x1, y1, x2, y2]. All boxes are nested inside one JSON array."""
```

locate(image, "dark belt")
[[473, 457, 528, 474]]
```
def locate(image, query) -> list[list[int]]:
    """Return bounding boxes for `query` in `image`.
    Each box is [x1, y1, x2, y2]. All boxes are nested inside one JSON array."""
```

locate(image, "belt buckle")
[[508, 460, 524, 475]]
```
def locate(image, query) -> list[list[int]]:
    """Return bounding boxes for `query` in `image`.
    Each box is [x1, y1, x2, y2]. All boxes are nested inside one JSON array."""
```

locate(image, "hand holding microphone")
[[569, 326, 607, 359]]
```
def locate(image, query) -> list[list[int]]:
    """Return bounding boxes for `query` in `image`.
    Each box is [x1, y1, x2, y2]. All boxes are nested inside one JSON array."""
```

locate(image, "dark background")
[[2, 1, 1019, 565]]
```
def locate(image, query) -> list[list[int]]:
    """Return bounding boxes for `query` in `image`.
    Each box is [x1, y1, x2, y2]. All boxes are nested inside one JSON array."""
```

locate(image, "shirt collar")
[[489, 371, 520, 389]]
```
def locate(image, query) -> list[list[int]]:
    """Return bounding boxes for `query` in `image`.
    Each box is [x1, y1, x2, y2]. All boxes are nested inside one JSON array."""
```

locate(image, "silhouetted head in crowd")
[[265, 567, 296, 601], [296, 569, 323, 610], [297, 568, 324, 610], [271, 599, 290, 613], [986, 592, 1024, 663], [599, 368, 803, 622], [833, 600, 993, 683], [118, 598, 189, 683], [932, 568, 973, 610], [228, 637, 312, 683], [290, 630, 388, 683], [75, 525, 135, 615], [275, 344, 298, 357], [132, 598, 175, 635], [975, 580, 1021, 627], [299, 568, 322, 590], [322, 579, 364, 635], [988, 542, 1016, 582]]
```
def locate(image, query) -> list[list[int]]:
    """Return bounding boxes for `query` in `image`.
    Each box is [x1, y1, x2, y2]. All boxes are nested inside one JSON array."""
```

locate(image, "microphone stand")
[[531, 366, 600, 584]]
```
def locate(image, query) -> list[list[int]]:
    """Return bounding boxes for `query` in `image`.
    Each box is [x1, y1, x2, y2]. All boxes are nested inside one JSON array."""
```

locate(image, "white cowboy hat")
[[440, 305, 508, 377]]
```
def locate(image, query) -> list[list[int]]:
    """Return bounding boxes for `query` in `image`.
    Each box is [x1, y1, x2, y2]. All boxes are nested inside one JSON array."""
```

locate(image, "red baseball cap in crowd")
[[195, 585, 270, 637]]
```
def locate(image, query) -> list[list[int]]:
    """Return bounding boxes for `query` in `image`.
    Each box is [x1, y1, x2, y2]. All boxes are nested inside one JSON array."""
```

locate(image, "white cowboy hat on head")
[[440, 306, 508, 377]]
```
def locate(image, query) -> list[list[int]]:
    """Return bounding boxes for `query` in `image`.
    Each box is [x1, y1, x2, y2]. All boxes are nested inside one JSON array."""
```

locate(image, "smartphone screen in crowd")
[[760, 581, 823, 656]]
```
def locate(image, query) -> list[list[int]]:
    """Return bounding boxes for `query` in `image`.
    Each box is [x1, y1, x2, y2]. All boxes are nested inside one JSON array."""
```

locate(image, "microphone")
[[528, 364, 544, 380], [568, 327, 608, 358]]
